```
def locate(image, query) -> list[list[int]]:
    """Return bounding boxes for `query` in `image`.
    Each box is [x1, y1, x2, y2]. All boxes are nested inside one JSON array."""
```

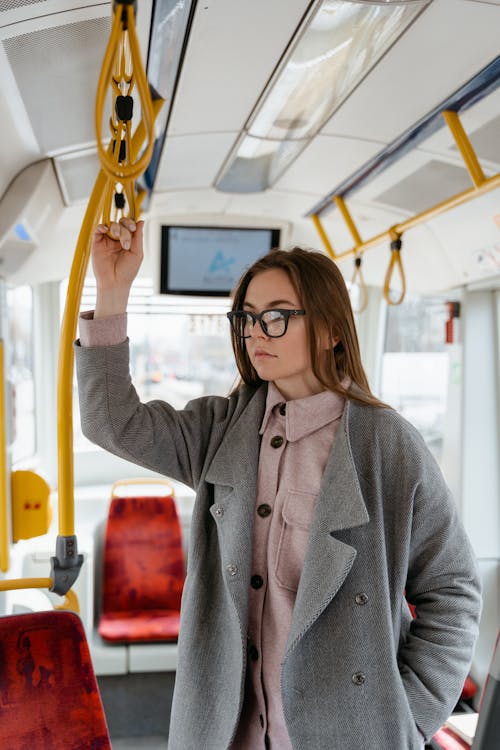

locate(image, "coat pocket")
[[275, 489, 317, 592]]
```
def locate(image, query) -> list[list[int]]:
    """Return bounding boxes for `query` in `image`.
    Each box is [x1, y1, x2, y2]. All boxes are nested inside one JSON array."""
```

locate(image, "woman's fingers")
[[108, 218, 137, 250]]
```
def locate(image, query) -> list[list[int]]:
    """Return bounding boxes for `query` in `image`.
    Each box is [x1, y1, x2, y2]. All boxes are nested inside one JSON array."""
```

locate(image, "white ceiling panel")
[[425, 188, 500, 285], [149, 188, 232, 218], [167, 0, 311, 136], [321, 0, 500, 144], [275, 135, 384, 196], [154, 133, 238, 190]]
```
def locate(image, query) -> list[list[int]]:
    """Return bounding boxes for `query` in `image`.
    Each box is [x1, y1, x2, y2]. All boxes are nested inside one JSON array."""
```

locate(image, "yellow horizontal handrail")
[[0, 577, 52, 592], [312, 171, 500, 264], [0, 579, 80, 613], [312, 108, 500, 281]]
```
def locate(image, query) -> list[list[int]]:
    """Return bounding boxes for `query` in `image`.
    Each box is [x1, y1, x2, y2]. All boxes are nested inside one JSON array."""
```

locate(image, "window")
[[63, 278, 238, 451], [379, 294, 452, 464], [7, 285, 36, 463]]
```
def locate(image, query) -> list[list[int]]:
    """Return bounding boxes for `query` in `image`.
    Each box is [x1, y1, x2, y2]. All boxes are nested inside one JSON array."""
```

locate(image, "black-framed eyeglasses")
[[226, 309, 306, 339]]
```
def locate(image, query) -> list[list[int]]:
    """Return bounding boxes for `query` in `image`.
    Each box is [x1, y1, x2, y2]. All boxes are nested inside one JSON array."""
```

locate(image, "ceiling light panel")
[[216, 0, 428, 193]]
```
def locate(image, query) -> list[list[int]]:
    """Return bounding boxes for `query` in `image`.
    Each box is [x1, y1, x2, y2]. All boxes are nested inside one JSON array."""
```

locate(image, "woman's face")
[[242, 268, 324, 400]]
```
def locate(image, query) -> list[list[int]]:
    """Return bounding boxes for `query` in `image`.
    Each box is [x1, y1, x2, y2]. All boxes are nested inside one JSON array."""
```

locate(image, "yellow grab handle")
[[350, 256, 369, 314], [95, 3, 155, 184], [383, 235, 406, 306]]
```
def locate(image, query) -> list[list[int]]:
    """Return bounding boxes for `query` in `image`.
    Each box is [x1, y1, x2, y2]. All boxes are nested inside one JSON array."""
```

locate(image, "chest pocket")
[[275, 489, 318, 592]]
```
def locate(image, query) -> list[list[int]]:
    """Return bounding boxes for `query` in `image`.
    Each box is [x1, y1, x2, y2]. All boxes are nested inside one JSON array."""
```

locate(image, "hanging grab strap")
[[383, 234, 406, 306], [350, 256, 369, 314], [95, 1, 155, 186]]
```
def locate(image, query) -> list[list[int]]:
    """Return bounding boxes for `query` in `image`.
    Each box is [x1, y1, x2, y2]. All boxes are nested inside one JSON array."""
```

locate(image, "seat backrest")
[[0, 610, 111, 749], [101, 494, 185, 615]]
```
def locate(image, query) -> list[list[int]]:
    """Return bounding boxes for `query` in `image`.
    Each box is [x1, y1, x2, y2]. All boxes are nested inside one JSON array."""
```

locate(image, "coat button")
[[352, 672, 366, 685], [226, 564, 238, 576], [257, 504, 272, 518], [270, 435, 284, 448], [251, 574, 264, 589], [214, 504, 224, 518], [279, 403, 286, 416], [355, 592, 368, 605]]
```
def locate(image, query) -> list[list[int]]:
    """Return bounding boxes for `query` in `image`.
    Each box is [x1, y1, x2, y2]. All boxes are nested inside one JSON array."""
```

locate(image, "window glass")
[[64, 278, 238, 451], [7, 286, 36, 463], [379, 294, 451, 464]]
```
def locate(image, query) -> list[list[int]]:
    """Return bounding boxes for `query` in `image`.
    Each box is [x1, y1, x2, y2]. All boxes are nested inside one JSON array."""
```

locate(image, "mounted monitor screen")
[[160, 225, 280, 296]]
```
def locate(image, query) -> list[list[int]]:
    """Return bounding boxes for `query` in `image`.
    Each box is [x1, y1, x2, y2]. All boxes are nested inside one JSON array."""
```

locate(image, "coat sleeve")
[[74, 338, 235, 489], [396, 424, 482, 740]]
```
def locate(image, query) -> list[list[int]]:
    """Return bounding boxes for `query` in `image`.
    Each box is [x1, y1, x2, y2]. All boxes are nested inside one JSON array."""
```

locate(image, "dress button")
[[270, 435, 284, 448], [352, 672, 366, 685], [257, 504, 272, 518], [355, 592, 368, 605], [279, 403, 286, 416], [251, 574, 264, 589], [248, 644, 259, 661], [213, 505, 224, 518], [259, 714, 264, 728], [226, 564, 238, 576]]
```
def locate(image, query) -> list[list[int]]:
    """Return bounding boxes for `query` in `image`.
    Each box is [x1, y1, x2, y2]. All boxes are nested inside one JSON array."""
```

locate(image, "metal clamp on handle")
[[49, 535, 84, 595]]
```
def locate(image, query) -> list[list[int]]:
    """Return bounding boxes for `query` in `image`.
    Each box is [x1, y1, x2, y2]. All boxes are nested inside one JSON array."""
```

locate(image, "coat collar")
[[259, 381, 346, 443]]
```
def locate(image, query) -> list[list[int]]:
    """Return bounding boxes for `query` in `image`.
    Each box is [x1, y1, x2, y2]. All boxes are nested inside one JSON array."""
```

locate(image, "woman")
[[76, 218, 481, 750]]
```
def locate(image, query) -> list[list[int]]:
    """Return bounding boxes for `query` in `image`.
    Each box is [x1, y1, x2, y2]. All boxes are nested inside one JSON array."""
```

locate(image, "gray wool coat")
[[75, 339, 482, 750]]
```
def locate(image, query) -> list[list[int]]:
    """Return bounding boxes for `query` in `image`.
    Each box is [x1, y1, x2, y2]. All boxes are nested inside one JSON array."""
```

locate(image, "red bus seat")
[[98, 494, 185, 642], [0, 610, 111, 749]]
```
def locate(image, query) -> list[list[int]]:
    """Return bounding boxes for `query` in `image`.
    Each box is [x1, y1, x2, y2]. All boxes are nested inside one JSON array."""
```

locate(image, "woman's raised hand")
[[92, 219, 144, 317]]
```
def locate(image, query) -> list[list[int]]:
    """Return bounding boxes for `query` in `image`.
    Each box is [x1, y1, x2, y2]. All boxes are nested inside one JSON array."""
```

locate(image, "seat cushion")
[[98, 608, 181, 642]]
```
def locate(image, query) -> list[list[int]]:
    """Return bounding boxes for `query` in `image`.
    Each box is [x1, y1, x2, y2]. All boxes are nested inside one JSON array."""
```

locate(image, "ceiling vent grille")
[[0, 1, 46, 11], [2, 16, 110, 153], [373, 160, 474, 215], [453, 114, 500, 165]]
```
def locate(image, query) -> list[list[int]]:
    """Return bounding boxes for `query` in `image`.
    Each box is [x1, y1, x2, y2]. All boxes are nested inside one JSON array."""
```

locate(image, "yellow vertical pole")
[[0, 340, 9, 572], [57, 171, 108, 536], [334, 196, 363, 247], [442, 110, 485, 188], [311, 214, 336, 260]]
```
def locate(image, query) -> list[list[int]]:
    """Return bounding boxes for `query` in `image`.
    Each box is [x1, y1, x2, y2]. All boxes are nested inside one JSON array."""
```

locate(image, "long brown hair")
[[229, 247, 386, 408]]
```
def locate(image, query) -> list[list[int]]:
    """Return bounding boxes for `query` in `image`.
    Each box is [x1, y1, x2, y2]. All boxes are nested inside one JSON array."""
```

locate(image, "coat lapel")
[[285, 402, 369, 657], [205, 386, 267, 628]]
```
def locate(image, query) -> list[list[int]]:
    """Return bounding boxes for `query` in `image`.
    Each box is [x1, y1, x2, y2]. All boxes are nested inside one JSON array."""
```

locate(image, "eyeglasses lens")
[[262, 311, 286, 337]]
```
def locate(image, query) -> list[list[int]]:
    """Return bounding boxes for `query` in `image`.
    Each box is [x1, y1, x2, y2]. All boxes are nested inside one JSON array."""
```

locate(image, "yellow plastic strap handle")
[[95, 2, 155, 182], [383, 237, 406, 306], [351, 256, 369, 314]]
